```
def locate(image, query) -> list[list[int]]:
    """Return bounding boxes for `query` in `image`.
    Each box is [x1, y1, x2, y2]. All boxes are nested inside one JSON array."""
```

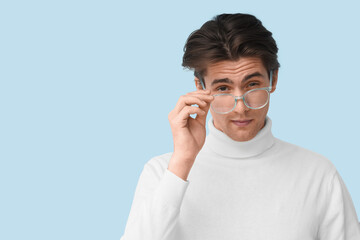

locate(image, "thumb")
[[195, 100, 211, 125]]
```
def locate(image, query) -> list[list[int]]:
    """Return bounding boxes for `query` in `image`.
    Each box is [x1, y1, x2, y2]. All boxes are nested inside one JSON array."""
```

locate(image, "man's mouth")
[[231, 119, 253, 127]]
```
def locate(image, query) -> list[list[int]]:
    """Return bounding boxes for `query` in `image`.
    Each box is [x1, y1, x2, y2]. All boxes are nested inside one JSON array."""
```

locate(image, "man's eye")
[[216, 86, 229, 91], [247, 82, 259, 87]]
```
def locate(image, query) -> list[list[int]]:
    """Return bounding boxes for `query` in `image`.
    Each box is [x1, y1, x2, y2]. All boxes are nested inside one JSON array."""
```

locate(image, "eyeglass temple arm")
[[198, 70, 273, 91], [199, 77, 206, 90]]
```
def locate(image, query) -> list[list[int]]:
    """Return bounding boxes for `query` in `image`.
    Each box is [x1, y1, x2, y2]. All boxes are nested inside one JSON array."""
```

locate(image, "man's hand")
[[167, 89, 214, 180]]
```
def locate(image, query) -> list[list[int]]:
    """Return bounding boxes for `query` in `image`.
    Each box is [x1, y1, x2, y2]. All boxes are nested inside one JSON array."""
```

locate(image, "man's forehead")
[[209, 72, 267, 87], [204, 57, 267, 80], [197, 58, 270, 91]]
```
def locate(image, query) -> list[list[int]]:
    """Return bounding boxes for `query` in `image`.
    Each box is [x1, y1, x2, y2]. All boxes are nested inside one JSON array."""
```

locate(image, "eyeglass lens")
[[211, 89, 269, 113]]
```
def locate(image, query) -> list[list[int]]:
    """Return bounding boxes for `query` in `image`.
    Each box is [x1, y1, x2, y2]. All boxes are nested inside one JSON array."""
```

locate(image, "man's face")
[[196, 57, 278, 142]]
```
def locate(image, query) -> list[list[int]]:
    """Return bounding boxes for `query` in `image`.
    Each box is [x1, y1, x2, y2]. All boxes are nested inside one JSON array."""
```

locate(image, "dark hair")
[[182, 13, 280, 87]]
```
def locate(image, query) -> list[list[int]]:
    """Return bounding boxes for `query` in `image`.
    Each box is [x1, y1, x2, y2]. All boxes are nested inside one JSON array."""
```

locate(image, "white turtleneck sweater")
[[121, 116, 360, 240]]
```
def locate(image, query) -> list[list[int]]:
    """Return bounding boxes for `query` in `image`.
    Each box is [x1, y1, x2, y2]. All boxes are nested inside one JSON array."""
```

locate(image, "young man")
[[121, 13, 360, 240]]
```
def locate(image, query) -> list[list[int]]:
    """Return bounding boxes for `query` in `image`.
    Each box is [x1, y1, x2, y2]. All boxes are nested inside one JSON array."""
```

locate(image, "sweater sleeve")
[[317, 170, 360, 240], [120, 161, 190, 240]]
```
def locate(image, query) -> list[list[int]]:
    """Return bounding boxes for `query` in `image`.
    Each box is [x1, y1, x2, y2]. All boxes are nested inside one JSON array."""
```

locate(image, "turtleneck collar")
[[203, 115, 275, 159]]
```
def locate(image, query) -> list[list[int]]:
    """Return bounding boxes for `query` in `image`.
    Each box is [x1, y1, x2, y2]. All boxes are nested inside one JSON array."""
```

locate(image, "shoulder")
[[273, 137, 337, 174], [142, 152, 173, 178]]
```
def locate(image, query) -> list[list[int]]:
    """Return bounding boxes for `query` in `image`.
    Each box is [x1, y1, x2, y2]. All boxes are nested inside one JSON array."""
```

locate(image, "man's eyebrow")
[[243, 72, 265, 82], [210, 72, 265, 86], [211, 78, 234, 86]]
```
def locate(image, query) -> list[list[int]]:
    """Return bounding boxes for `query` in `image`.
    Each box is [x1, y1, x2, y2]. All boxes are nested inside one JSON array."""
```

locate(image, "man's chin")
[[227, 131, 254, 142]]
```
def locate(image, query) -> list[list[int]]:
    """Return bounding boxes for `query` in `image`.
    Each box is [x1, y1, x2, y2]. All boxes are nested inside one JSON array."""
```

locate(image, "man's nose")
[[233, 98, 249, 113]]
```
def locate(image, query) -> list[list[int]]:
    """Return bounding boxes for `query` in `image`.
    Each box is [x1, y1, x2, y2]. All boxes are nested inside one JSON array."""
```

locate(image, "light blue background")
[[1, 0, 359, 239]]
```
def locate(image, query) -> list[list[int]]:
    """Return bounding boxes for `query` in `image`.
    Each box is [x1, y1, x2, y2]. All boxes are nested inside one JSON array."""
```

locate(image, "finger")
[[177, 106, 205, 122], [194, 99, 212, 124], [182, 92, 214, 123], [186, 89, 212, 96], [185, 93, 214, 103], [173, 95, 209, 114], [186, 89, 211, 95]]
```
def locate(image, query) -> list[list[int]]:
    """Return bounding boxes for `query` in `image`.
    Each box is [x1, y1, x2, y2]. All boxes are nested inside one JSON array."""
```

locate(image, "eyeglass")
[[201, 71, 273, 114]]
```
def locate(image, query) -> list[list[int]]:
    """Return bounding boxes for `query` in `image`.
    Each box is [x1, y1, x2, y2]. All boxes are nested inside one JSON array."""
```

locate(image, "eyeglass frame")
[[198, 70, 273, 114]]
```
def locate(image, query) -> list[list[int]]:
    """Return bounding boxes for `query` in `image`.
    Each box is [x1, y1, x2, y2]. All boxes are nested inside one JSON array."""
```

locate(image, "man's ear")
[[195, 77, 204, 91], [270, 69, 279, 93]]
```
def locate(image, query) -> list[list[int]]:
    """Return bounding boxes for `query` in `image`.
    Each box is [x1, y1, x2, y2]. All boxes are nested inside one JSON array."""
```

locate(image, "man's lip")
[[232, 119, 252, 123]]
